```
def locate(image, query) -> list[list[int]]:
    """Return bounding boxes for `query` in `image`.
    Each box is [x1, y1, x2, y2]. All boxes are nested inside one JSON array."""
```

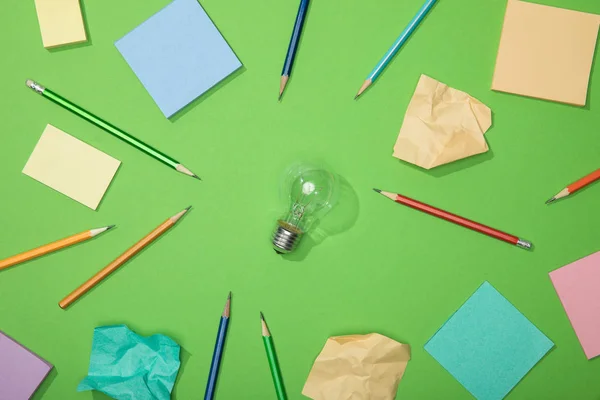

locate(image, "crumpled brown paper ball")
[[393, 74, 492, 169], [302, 333, 411, 400]]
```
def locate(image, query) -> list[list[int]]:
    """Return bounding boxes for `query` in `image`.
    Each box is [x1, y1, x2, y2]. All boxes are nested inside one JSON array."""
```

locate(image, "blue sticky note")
[[77, 325, 181, 400], [115, 0, 242, 118], [424, 282, 553, 400]]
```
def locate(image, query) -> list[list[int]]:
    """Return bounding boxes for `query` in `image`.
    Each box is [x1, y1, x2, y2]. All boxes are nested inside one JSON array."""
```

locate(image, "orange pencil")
[[59, 207, 191, 309], [0, 226, 114, 271], [546, 168, 600, 204]]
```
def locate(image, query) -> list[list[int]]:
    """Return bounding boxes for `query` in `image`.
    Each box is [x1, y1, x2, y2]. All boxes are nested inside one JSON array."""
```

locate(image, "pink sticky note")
[[549, 251, 600, 359]]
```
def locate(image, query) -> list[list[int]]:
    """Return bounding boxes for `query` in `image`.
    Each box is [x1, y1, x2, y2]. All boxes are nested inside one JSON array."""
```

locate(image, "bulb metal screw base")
[[272, 220, 303, 254]]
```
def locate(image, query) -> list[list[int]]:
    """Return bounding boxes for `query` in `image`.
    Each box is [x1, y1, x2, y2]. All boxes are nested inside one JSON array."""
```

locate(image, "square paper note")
[[550, 251, 600, 359], [0, 331, 53, 399], [34, 0, 87, 48], [492, 0, 600, 106], [425, 282, 553, 400], [23, 124, 120, 210], [115, 0, 242, 118]]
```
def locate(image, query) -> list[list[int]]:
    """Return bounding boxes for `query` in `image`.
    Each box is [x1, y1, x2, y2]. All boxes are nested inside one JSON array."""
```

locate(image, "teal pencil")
[[355, 0, 437, 99]]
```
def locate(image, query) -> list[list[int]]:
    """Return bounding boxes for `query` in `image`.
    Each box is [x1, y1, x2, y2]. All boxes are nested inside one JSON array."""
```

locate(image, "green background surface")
[[0, 0, 599, 398]]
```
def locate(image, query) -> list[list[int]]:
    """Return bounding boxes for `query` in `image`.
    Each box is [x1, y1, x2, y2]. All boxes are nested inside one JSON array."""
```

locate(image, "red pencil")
[[546, 168, 600, 204], [374, 189, 532, 249]]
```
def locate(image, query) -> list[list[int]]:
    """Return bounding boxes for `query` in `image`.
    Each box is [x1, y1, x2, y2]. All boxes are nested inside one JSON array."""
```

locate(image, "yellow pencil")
[[0, 226, 115, 271]]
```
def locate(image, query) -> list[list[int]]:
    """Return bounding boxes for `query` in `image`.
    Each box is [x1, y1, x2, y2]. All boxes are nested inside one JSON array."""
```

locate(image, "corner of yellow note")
[[34, 0, 87, 48]]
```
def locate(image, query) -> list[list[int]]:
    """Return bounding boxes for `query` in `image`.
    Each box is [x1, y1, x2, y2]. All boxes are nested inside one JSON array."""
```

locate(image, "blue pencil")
[[279, 0, 310, 101], [204, 292, 231, 400], [355, 0, 437, 99]]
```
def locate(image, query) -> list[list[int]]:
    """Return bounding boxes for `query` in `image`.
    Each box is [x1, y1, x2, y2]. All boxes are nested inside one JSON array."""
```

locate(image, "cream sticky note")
[[23, 125, 120, 210], [492, 0, 600, 106], [34, 0, 87, 48]]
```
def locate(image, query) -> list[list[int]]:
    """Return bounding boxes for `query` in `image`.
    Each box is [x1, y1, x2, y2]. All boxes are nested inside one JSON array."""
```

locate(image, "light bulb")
[[272, 163, 339, 254]]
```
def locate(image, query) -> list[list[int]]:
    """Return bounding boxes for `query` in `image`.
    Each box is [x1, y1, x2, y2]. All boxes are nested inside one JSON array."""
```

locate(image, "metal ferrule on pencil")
[[517, 239, 532, 250], [26, 80, 45, 94]]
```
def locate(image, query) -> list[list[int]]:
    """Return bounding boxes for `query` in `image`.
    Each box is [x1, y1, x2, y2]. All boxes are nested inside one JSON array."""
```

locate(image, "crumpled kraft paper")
[[77, 325, 181, 400], [393, 74, 492, 169], [302, 333, 411, 400]]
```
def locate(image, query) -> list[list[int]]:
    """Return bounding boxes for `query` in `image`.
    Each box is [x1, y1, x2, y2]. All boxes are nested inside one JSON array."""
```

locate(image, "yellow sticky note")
[[492, 0, 600, 106], [23, 124, 120, 210], [34, 0, 87, 48]]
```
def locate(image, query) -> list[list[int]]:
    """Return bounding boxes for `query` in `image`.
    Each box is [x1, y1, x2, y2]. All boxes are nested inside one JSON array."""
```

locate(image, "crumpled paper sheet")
[[77, 325, 181, 400], [302, 333, 411, 400], [393, 74, 492, 169]]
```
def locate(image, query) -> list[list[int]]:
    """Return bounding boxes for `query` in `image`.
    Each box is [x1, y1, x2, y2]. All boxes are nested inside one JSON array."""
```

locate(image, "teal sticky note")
[[424, 282, 553, 400], [77, 325, 181, 400], [115, 0, 242, 118]]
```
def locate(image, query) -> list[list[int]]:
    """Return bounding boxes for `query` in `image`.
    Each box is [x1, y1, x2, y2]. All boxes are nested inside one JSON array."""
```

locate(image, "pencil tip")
[[176, 164, 201, 180], [355, 80, 371, 99], [279, 76, 289, 101], [545, 197, 555, 205], [184, 206, 192, 212], [107, 225, 116, 230], [260, 311, 264, 320], [278, 93, 283, 102], [228, 291, 231, 300], [373, 188, 381, 193]]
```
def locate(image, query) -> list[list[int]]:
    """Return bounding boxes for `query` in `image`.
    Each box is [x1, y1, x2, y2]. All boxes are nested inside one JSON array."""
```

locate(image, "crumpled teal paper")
[[77, 325, 181, 400]]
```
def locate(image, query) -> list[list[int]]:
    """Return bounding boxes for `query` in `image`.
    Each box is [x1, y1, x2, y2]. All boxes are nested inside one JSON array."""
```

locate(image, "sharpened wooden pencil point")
[[176, 164, 201, 180], [170, 206, 191, 223], [355, 80, 372, 99], [223, 292, 231, 318], [544, 167, 600, 205], [279, 76, 289, 101]]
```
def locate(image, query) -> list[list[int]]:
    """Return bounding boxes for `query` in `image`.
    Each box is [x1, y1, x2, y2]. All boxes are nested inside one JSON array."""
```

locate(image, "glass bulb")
[[272, 163, 339, 254]]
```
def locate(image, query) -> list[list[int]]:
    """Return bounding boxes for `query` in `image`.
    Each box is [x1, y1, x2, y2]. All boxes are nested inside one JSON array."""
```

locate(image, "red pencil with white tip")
[[374, 189, 531, 250]]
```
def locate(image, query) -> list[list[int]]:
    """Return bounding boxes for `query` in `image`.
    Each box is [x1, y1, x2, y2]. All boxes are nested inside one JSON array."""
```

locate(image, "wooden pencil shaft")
[[568, 168, 600, 193], [391, 192, 519, 245], [59, 219, 173, 309], [263, 336, 287, 400], [204, 316, 229, 400], [42, 88, 178, 168], [367, 0, 437, 81], [0, 230, 91, 271], [281, 0, 310, 77]]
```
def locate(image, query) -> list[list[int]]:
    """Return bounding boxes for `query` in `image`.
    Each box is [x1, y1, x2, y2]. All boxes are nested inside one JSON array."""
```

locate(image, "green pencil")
[[261, 312, 287, 400], [26, 80, 200, 180]]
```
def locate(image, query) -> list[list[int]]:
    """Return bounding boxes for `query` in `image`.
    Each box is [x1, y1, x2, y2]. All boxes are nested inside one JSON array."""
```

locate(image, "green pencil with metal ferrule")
[[261, 312, 287, 400], [26, 80, 200, 180]]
